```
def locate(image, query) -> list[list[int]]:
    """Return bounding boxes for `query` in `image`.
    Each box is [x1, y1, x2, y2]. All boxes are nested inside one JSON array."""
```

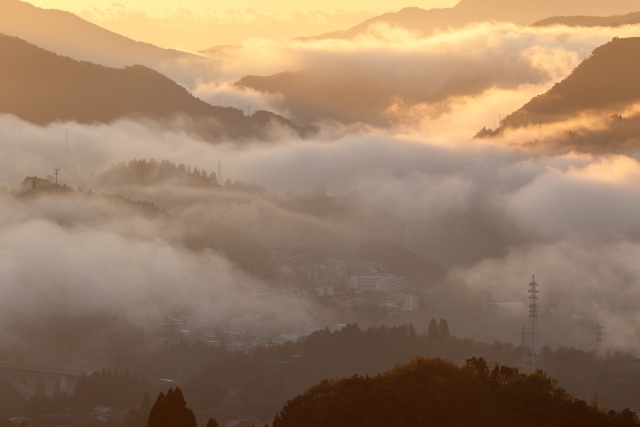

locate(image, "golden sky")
[[25, 0, 459, 51]]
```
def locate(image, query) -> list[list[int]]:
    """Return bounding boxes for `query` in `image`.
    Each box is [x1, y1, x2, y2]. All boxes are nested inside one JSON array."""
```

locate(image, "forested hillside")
[[481, 37, 640, 135], [17, 323, 640, 426], [273, 357, 639, 427]]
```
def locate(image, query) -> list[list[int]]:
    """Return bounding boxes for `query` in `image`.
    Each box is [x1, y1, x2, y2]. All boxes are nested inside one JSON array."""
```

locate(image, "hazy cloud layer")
[[5, 21, 640, 355], [199, 22, 640, 126]]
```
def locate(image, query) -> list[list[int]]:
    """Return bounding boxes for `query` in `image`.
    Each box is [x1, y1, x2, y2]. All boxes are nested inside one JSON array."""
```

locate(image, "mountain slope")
[[0, 34, 312, 140], [484, 37, 640, 135], [532, 11, 640, 27], [0, 0, 209, 84], [297, 0, 640, 41]]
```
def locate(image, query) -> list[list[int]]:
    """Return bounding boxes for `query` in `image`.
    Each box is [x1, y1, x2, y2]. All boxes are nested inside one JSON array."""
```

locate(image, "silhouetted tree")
[[148, 387, 196, 427], [206, 418, 220, 427]]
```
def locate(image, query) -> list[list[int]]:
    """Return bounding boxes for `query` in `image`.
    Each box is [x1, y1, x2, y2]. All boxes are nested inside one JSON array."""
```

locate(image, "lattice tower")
[[522, 275, 541, 372]]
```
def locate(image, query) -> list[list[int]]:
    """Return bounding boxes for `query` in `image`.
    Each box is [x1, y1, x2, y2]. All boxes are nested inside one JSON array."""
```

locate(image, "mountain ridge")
[[295, 0, 640, 42], [532, 10, 640, 27], [0, 0, 210, 84], [0, 34, 314, 141], [476, 37, 640, 139]]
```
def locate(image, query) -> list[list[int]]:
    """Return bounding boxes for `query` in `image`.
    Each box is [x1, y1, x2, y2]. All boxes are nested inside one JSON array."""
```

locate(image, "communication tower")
[[218, 161, 222, 186], [522, 275, 541, 372], [593, 324, 604, 356], [53, 166, 60, 185]]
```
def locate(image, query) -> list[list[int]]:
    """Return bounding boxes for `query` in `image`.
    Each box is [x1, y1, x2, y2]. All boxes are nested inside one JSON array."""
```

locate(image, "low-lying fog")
[[3, 19, 640, 367]]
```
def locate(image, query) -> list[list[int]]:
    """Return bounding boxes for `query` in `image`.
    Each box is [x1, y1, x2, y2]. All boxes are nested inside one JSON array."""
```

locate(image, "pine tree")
[[147, 387, 197, 427], [428, 318, 439, 339], [206, 419, 220, 427], [438, 319, 450, 339]]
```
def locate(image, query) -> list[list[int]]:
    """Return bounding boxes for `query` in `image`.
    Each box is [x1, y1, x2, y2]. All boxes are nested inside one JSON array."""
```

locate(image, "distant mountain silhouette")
[[235, 69, 519, 126], [478, 37, 640, 137], [0, 0, 211, 84], [297, 0, 640, 41], [532, 10, 640, 27], [0, 34, 314, 140], [236, 70, 440, 126]]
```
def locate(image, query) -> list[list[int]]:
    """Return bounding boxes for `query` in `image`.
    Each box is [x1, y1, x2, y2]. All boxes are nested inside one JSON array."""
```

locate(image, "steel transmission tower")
[[593, 324, 604, 356], [522, 276, 541, 372]]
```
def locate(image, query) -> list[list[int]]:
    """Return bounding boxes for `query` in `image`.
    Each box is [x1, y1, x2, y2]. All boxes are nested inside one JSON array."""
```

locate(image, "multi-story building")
[[348, 274, 409, 292], [387, 292, 418, 310]]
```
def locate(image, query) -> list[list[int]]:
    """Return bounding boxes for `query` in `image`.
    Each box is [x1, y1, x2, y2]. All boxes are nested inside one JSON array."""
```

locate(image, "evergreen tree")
[[428, 318, 439, 339], [147, 388, 197, 427], [438, 319, 450, 339], [206, 419, 220, 427]]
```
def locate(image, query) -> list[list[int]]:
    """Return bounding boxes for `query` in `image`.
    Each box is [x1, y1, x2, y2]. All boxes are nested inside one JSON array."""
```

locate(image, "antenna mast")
[[53, 166, 60, 186], [522, 276, 541, 372], [218, 161, 222, 186], [593, 324, 604, 356]]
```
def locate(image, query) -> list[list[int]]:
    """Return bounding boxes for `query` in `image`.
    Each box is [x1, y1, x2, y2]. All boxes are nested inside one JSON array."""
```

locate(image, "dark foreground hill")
[[0, 34, 313, 141], [273, 357, 640, 427], [297, 0, 639, 42], [533, 11, 640, 28], [478, 37, 640, 137]]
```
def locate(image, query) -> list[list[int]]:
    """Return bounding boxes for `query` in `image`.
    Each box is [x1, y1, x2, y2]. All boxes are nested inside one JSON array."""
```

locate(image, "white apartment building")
[[387, 292, 418, 310], [348, 274, 409, 292]]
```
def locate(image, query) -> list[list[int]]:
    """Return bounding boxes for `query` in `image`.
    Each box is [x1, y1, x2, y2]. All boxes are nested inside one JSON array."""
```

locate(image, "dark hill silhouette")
[[0, 0, 209, 84], [235, 69, 512, 126], [235, 70, 439, 125], [297, 0, 640, 42], [533, 11, 640, 27], [0, 34, 313, 140], [273, 357, 640, 427], [479, 37, 640, 136]]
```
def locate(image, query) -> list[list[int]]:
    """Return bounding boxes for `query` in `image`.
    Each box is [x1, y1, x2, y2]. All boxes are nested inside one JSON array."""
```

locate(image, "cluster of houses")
[[144, 310, 328, 356], [270, 252, 419, 311]]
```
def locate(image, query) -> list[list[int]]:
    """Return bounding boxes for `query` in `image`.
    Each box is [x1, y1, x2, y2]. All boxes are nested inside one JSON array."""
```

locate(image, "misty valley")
[[4, 0, 640, 426]]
